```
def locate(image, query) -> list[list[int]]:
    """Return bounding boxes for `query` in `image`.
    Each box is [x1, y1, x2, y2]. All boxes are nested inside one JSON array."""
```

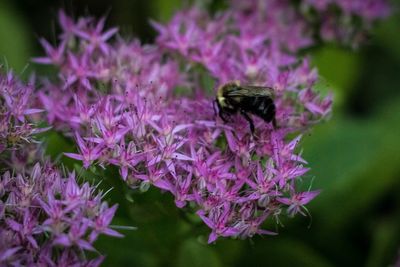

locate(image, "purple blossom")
[[0, 72, 49, 166], [303, 0, 390, 19], [58, 9, 77, 41], [63, 52, 97, 90], [108, 139, 145, 180], [31, 1, 389, 244], [0, 163, 121, 266], [235, 212, 277, 239], [0, 72, 120, 265], [170, 172, 195, 208], [74, 16, 118, 55], [197, 204, 240, 243], [34, 7, 329, 243], [64, 132, 104, 169], [32, 39, 66, 65], [301, 0, 390, 44], [277, 190, 321, 217], [88, 203, 122, 242]]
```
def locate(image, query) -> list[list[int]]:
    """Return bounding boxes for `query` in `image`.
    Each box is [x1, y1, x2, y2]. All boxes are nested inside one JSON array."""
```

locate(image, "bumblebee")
[[215, 81, 277, 133]]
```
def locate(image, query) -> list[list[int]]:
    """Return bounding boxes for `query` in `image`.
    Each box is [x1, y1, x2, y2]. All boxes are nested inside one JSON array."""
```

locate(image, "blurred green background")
[[1, 0, 400, 266]]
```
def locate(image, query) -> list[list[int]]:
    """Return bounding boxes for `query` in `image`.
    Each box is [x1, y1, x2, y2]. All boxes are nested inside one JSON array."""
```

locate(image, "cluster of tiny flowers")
[[303, 0, 390, 19], [0, 73, 120, 266], [0, 163, 120, 266], [33, 0, 387, 243], [152, 1, 331, 242], [300, 0, 390, 44], [0, 72, 46, 157]]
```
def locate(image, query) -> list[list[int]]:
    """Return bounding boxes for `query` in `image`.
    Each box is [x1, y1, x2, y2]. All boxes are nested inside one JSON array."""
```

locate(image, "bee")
[[215, 81, 277, 133]]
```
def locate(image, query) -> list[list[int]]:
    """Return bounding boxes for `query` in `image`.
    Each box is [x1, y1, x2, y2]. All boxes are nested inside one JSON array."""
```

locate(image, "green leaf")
[[44, 131, 72, 159], [303, 98, 400, 232], [365, 218, 400, 267], [151, 0, 182, 22], [177, 239, 222, 267], [374, 14, 400, 61], [0, 1, 32, 74], [237, 238, 334, 267], [312, 45, 361, 105]]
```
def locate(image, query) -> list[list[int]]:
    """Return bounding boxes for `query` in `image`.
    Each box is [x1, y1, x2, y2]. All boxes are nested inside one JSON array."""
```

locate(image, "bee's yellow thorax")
[[217, 86, 224, 98], [218, 96, 226, 107]]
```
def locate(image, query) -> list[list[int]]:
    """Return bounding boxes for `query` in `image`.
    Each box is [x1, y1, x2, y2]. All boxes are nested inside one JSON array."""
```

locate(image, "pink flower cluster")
[[0, 0, 390, 264], [303, 0, 390, 19], [33, 4, 334, 243], [0, 72, 46, 156], [301, 0, 390, 44], [0, 73, 120, 266], [0, 164, 120, 266], [32, 0, 389, 243]]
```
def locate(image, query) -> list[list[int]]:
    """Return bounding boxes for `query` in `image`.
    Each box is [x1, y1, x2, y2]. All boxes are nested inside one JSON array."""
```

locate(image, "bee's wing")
[[224, 85, 274, 97]]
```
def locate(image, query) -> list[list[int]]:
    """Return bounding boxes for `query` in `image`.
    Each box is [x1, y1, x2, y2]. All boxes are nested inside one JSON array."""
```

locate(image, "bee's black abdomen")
[[217, 82, 277, 132], [241, 96, 276, 124]]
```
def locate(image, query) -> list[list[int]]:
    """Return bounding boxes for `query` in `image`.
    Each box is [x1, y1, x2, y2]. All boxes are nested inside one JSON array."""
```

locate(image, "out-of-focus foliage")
[[0, 0, 399, 266], [0, 1, 32, 73]]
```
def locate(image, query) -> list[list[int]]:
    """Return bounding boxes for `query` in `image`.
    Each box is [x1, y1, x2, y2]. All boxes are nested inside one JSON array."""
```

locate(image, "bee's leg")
[[272, 117, 277, 129], [219, 110, 229, 123], [240, 110, 255, 134], [214, 99, 229, 123]]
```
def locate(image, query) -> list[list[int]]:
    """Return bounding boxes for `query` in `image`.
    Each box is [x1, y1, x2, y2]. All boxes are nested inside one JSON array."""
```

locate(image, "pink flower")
[[0, 163, 120, 266], [30, 0, 389, 244], [64, 133, 104, 169]]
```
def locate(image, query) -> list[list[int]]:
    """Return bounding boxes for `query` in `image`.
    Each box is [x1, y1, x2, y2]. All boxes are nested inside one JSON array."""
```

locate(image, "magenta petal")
[[103, 228, 124, 238], [27, 235, 39, 249], [77, 239, 96, 251], [54, 235, 71, 247], [257, 229, 278, 235], [6, 219, 22, 232], [31, 57, 52, 64], [23, 108, 44, 115], [120, 166, 128, 180], [102, 28, 118, 41], [64, 152, 84, 161], [299, 190, 321, 205], [0, 247, 22, 261], [172, 152, 193, 161], [153, 179, 173, 191], [207, 232, 218, 244]]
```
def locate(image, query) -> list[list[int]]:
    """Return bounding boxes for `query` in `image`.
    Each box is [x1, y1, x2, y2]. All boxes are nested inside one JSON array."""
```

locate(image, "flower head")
[[32, 0, 389, 243], [0, 163, 121, 266]]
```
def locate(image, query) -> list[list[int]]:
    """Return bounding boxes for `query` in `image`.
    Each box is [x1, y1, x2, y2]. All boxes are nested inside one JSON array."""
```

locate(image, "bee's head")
[[217, 80, 241, 97], [216, 81, 241, 109], [216, 94, 226, 107]]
